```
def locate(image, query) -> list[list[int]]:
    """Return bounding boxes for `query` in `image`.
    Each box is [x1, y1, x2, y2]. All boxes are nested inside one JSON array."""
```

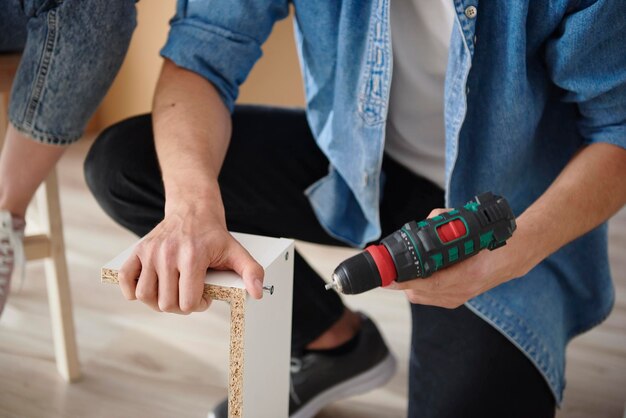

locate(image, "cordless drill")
[[325, 192, 517, 295]]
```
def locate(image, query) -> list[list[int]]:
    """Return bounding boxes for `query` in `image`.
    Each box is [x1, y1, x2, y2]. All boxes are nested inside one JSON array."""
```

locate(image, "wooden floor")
[[0, 138, 625, 418]]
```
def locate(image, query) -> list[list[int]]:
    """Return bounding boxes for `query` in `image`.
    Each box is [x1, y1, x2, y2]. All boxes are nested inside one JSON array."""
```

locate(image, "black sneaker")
[[208, 313, 396, 418]]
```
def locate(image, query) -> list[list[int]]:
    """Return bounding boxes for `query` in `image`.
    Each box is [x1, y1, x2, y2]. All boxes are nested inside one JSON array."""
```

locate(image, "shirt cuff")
[[160, 19, 263, 112]]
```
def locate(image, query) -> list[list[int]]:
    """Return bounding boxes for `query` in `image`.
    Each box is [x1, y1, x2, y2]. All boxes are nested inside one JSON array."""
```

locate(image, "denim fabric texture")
[[160, 0, 626, 403], [0, 0, 137, 145], [0, 4, 27, 52]]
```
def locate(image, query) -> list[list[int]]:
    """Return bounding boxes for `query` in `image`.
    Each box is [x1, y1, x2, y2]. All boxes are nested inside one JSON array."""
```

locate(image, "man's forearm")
[[116, 59, 264, 313], [516, 142, 626, 272], [153, 59, 231, 218], [395, 142, 626, 308]]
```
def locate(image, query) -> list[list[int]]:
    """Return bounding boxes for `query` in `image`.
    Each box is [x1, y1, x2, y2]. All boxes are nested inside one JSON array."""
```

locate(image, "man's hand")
[[117, 60, 265, 314], [390, 208, 535, 309], [118, 202, 264, 314], [391, 143, 626, 308]]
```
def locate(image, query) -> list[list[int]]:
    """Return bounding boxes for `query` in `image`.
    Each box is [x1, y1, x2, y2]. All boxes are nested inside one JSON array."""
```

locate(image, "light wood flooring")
[[1, 138, 625, 418]]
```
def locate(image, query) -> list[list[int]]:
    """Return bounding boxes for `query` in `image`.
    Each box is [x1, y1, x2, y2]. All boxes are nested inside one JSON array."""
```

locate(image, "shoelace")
[[0, 212, 25, 296], [289, 357, 303, 406]]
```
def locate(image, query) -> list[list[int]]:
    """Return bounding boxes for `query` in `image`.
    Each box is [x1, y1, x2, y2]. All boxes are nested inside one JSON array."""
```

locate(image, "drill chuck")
[[327, 192, 517, 295], [328, 244, 397, 294]]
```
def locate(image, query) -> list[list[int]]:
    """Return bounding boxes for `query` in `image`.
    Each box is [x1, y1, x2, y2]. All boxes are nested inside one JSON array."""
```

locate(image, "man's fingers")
[[227, 242, 264, 299], [197, 295, 212, 311], [135, 263, 161, 312], [179, 266, 211, 313], [157, 267, 182, 313], [392, 277, 431, 291], [119, 228, 262, 311], [428, 208, 452, 218], [119, 254, 142, 300]]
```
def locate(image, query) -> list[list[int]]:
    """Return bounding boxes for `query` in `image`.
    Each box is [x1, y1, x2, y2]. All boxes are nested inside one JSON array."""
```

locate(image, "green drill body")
[[329, 192, 517, 295]]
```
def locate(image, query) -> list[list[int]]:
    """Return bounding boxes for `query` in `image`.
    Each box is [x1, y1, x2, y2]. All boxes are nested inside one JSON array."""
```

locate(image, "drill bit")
[[324, 274, 340, 291]]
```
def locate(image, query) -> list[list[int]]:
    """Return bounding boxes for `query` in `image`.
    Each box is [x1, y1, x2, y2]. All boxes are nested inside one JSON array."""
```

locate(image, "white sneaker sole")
[[208, 353, 397, 418]]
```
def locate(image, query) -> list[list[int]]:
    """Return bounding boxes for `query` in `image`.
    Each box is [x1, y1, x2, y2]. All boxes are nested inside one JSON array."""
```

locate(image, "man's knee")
[[84, 115, 152, 223], [85, 124, 123, 217]]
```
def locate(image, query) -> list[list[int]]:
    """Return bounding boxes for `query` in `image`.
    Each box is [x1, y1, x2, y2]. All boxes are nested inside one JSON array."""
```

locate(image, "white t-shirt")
[[384, 0, 455, 189]]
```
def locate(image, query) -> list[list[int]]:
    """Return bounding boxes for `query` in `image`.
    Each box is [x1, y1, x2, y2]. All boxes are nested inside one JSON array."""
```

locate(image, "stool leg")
[[37, 170, 81, 382]]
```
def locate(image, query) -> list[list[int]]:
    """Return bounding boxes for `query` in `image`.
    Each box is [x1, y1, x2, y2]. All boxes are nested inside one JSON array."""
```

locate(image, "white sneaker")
[[0, 210, 26, 316]]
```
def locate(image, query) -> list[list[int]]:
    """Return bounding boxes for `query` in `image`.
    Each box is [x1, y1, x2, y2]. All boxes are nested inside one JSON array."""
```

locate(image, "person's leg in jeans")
[[0, 2, 27, 53], [0, 0, 136, 215], [0, 0, 136, 315], [375, 157, 556, 417], [407, 303, 556, 418]]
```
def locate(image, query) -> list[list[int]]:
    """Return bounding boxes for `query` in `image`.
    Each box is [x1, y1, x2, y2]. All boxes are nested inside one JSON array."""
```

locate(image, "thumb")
[[227, 241, 265, 299]]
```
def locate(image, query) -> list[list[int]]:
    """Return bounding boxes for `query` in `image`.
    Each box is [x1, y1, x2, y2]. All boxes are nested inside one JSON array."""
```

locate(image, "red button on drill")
[[436, 219, 467, 243]]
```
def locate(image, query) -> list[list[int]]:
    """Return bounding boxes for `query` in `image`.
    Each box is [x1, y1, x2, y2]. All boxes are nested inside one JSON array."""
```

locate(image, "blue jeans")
[[0, 0, 137, 145]]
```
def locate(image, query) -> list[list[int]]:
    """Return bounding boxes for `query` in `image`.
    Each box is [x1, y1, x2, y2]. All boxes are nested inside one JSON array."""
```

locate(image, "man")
[[0, 0, 136, 315], [85, 1, 626, 417]]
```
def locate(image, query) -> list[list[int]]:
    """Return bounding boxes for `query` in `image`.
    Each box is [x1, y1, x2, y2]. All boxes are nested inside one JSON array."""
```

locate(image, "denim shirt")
[[161, 0, 626, 403]]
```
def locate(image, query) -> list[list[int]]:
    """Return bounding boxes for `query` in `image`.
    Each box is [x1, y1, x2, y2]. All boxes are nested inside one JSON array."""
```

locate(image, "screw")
[[285, 252, 289, 260], [263, 285, 274, 295]]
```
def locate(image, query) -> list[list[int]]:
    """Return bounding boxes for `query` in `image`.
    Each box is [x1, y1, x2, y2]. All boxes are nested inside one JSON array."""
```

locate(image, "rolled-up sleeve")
[[544, 0, 626, 149], [160, 0, 289, 112]]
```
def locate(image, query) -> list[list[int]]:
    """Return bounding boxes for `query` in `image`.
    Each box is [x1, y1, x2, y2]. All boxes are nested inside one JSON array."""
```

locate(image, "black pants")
[[84, 105, 554, 417]]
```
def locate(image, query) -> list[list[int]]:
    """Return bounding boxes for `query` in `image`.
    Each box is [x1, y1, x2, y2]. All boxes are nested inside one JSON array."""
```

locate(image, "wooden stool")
[[0, 53, 81, 382], [102, 233, 295, 418]]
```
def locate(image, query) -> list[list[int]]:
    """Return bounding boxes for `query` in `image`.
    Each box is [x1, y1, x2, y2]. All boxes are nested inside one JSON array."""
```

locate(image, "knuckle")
[[179, 300, 196, 314], [118, 265, 136, 280], [186, 250, 199, 266], [159, 300, 178, 313], [135, 241, 149, 256], [120, 288, 135, 300], [135, 287, 153, 302], [118, 271, 130, 284], [179, 239, 196, 254], [180, 253, 199, 273], [159, 243, 178, 265]]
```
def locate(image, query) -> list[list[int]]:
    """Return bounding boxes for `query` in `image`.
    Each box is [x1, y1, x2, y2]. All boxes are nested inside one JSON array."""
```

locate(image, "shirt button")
[[465, 5, 477, 19], [363, 172, 370, 186]]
